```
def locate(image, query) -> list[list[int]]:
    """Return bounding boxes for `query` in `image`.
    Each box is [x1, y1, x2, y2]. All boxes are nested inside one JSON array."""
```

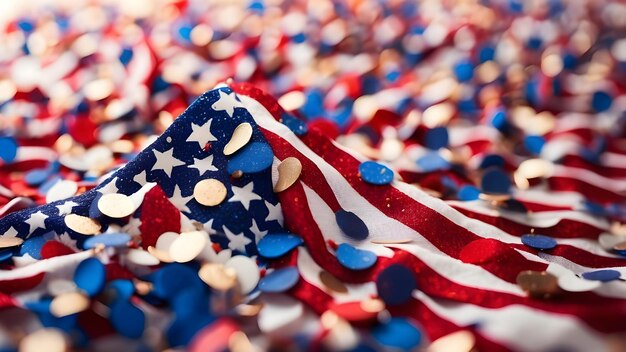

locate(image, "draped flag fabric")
[[1, 84, 626, 352]]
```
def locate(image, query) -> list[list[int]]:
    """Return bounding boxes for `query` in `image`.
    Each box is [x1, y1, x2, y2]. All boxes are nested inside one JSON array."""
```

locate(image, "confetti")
[[521, 234, 558, 250], [358, 161, 394, 185], [257, 233, 303, 259], [274, 157, 302, 192], [193, 179, 228, 207], [98, 193, 136, 218], [64, 214, 101, 235], [258, 266, 299, 293], [224, 123, 253, 156], [335, 243, 377, 270]]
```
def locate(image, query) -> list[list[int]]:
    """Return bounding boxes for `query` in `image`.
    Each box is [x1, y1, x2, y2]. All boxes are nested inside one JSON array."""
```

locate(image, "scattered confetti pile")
[[2, 1, 626, 351]]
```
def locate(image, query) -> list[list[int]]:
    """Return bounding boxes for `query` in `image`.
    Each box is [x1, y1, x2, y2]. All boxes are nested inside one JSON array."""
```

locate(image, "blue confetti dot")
[[479, 154, 505, 170], [25, 168, 51, 186], [521, 234, 557, 250], [524, 135, 545, 155], [416, 152, 450, 172], [335, 210, 369, 240], [83, 233, 131, 249], [490, 110, 509, 132], [171, 287, 210, 318], [166, 313, 214, 347], [257, 233, 304, 259], [258, 266, 300, 293], [581, 269, 621, 282], [227, 142, 274, 174], [0, 137, 18, 163], [481, 168, 511, 194], [454, 60, 474, 82], [424, 127, 449, 150], [281, 113, 308, 135], [592, 91, 612, 112], [109, 280, 135, 300], [74, 258, 106, 297], [376, 264, 417, 306], [359, 161, 394, 185], [336, 243, 377, 271], [110, 301, 145, 338], [19, 235, 48, 260], [372, 318, 422, 351], [458, 185, 480, 201], [151, 263, 204, 300]]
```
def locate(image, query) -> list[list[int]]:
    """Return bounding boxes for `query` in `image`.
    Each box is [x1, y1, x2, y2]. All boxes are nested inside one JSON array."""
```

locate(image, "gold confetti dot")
[[98, 193, 136, 218], [274, 157, 302, 192], [199, 262, 238, 291], [319, 270, 348, 294], [64, 214, 101, 235], [224, 123, 253, 156], [194, 179, 227, 207], [516, 270, 559, 298], [426, 330, 476, 352], [50, 291, 90, 318], [0, 236, 24, 249], [147, 246, 173, 263], [19, 328, 68, 352], [169, 231, 208, 263]]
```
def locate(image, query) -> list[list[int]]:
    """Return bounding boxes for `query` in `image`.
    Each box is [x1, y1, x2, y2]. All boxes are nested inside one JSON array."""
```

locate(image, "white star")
[[98, 177, 119, 194], [169, 185, 193, 213], [56, 201, 78, 215], [133, 170, 147, 185], [250, 219, 268, 243], [152, 148, 185, 178], [25, 211, 48, 234], [264, 200, 283, 225], [203, 219, 217, 235], [189, 155, 218, 176], [229, 182, 262, 210], [122, 217, 142, 237], [186, 119, 218, 149], [222, 226, 251, 253], [3, 227, 18, 237], [54, 233, 79, 251], [212, 90, 245, 118]]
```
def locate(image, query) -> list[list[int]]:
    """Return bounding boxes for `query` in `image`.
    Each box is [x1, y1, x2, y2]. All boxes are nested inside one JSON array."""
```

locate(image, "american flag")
[[1, 84, 626, 351]]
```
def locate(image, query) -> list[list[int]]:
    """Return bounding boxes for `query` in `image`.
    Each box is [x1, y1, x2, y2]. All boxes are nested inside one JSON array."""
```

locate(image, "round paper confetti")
[[516, 271, 559, 298], [19, 328, 68, 352], [198, 263, 238, 291], [73, 257, 106, 297], [169, 231, 208, 263], [64, 214, 101, 235], [98, 193, 136, 218], [581, 269, 621, 282], [227, 142, 274, 174], [481, 168, 511, 195], [45, 180, 78, 203], [0, 236, 24, 248], [224, 122, 253, 156], [193, 179, 227, 206], [372, 318, 422, 351], [521, 234, 557, 250], [257, 233, 304, 258], [336, 243, 377, 270], [274, 157, 302, 192], [0, 137, 18, 163], [110, 301, 145, 338], [225, 255, 260, 294], [83, 233, 131, 249], [258, 266, 299, 293], [50, 291, 90, 318], [359, 161, 394, 185], [376, 264, 417, 305], [335, 210, 369, 241]]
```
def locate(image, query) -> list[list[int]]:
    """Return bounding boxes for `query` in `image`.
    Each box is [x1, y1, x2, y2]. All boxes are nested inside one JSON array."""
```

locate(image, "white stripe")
[[552, 165, 626, 193], [0, 250, 93, 281], [447, 199, 608, 231], [415, 291, 609, 352], [245, 95, 528, 296]]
